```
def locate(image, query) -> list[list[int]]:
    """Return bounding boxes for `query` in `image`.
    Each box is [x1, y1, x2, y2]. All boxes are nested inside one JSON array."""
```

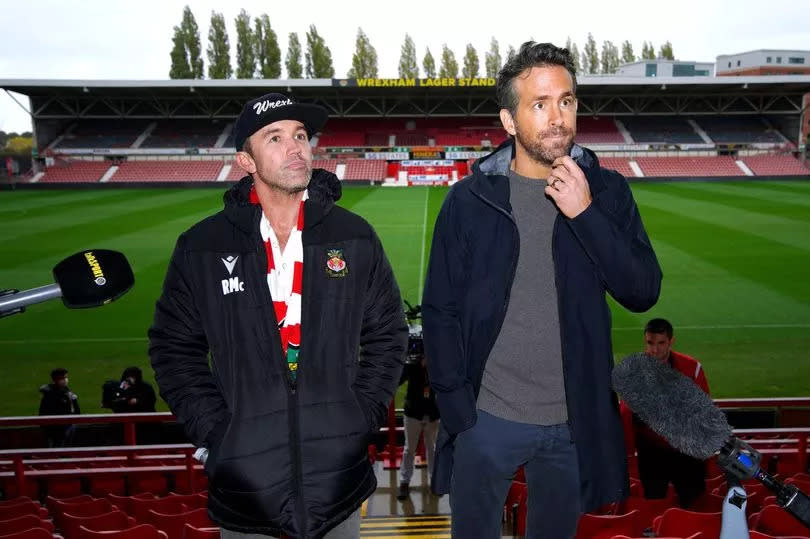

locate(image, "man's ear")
[[235, 150, 257, 174], [499, 108, 516, 137]]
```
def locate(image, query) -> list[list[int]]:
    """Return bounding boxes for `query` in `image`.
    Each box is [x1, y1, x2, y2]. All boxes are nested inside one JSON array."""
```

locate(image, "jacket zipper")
[[469, 189, 519, 391], [255, 237, 307, 534]]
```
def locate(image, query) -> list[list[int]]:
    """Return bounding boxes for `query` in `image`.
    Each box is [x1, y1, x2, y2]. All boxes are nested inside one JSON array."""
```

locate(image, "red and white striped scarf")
[[250, 186, 305, 380]]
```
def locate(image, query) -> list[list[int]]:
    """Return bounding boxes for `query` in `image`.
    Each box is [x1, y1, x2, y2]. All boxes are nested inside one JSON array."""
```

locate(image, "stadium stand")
[[635, 156, 743, 176], [343, 159, 386, 182], [364, 133, 389, 146], [225, 161, 247, 181], [55, 120, 150, 149], [576, 117, 625, 144], [741, 154, 810, 175], [316, 131, 365, 147], [621, 116, 705, 144], [140, 121, 225, 149], [393, 132, 429, 146], [38, 160, 110, 183], [313, 159, 338, 174], [698, 116, 786, 144], [599, 157, 635, 178], [108, 161, 223, 182]]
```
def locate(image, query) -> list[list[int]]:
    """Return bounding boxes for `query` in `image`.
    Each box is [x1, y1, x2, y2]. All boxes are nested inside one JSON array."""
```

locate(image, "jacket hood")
[[223, 168, 342, 234]]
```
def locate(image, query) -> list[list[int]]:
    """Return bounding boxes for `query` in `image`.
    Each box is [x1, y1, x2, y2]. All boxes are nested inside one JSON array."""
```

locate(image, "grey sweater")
[[476, 169, 568, 425]]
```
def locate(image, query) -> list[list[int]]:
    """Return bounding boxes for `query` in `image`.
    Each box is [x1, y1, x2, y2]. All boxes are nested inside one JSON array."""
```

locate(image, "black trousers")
[[637, 439, 706, 508]]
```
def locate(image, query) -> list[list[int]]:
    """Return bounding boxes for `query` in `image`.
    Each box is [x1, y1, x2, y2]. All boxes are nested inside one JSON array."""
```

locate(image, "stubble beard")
[[514, 123, 575, 166]]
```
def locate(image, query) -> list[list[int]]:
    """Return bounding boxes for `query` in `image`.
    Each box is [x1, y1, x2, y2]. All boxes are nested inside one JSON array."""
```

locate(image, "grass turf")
[[1, 180, 809, 416]]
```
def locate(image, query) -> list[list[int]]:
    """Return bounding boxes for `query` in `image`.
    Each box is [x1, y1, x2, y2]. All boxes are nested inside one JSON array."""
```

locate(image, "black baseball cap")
[[233, 92, 329, 151]]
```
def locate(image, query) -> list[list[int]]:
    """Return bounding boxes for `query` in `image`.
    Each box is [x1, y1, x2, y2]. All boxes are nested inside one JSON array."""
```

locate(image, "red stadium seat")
[[109, 161, 223, 183], [749, 532, 810, 539], [129, 473, 169, 497], [0, 528, 54, 539], [52, 498, 113, 517], [599, 157, 635, 178], [53, 498, 115, 530], [0, 497, 33, 508], [575, 510, 641, 538], [343, 159, 386, 182], [750, 504, 810, 537], [742, 154, 810, 176], [62, 510, 135, 539], [181, 523, 220, 539], [0, 501, 48, 520], [0, 514, 54, 534], [653, 508, 722, 538], [129, 497, 188, 523], [146, 508, 214, 539], [635, 156, 743, 177], [575, 117, 624, 144], [162, 493, 207, 510], [106, 493, 156, 515], [40, 160, 111, 183], [616, 495, 676, 531], [705, 474, 727, 491], [692, 491, 726, 513], [78, 523, 168, 539], [47, 494, 93, 513]]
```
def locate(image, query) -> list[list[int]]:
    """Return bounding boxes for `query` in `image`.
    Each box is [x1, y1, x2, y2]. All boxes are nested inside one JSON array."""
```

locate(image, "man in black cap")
[[149, 93, 407, 539]]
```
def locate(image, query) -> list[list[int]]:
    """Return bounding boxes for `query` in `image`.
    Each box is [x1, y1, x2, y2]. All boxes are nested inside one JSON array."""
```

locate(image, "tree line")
[[170, 6, 675, 80]]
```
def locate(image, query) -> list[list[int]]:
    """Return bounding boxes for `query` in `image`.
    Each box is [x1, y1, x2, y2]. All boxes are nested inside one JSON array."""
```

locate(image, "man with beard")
[[422, 42, 662, 538], [149, 93, 407, 538]]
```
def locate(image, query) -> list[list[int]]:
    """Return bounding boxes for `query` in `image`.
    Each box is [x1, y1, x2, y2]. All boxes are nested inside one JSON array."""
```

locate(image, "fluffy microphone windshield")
[[612, 352, 732, 459]]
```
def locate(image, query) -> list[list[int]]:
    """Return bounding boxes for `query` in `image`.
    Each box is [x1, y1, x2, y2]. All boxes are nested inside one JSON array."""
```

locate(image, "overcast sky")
[[1, 0, 807, 132]]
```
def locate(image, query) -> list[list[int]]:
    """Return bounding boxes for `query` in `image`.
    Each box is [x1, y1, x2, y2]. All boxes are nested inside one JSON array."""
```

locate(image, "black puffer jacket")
[[149, 170, 407, 538]]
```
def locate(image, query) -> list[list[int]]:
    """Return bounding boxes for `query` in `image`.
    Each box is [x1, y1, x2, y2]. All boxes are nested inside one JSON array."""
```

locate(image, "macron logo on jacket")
[[221, 255, 244, 295]]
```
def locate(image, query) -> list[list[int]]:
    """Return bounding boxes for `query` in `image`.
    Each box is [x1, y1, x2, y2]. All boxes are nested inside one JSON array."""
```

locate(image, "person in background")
[[621, 318, 710, 508], [397, 351, 440, 500], [38, 367, 80, 447]]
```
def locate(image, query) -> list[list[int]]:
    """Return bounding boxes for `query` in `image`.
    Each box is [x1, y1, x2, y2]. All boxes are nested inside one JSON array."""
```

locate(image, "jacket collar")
[[223, 168, 342, 235], [470, 139, 608, 211]]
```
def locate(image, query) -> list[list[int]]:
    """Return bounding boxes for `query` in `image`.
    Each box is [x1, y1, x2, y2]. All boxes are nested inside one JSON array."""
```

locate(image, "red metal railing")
[[2, 398, 807, 497]]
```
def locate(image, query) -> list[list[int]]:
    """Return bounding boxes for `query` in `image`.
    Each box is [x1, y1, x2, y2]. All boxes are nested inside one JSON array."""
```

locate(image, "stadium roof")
[[3, 76, 810, 118]]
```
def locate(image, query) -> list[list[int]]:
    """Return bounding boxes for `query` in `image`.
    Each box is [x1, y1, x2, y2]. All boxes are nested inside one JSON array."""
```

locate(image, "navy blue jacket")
[[422, 140, 662, 511]]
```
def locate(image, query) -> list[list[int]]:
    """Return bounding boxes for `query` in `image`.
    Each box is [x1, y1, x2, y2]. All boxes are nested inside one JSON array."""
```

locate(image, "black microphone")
[[613, 352, 810, 528], [0, 249, 135, 317]]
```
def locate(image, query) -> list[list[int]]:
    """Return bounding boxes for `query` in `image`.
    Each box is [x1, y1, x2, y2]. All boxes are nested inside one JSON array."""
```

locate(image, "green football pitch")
[[1, 181, 810, 416]]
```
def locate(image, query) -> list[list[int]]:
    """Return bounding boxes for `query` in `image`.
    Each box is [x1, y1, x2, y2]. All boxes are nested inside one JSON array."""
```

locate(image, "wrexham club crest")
[[326, 248, 348, 278]]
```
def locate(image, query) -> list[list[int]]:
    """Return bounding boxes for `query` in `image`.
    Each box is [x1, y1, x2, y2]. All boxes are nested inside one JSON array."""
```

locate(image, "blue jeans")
[[450, 410, 581, 539]]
